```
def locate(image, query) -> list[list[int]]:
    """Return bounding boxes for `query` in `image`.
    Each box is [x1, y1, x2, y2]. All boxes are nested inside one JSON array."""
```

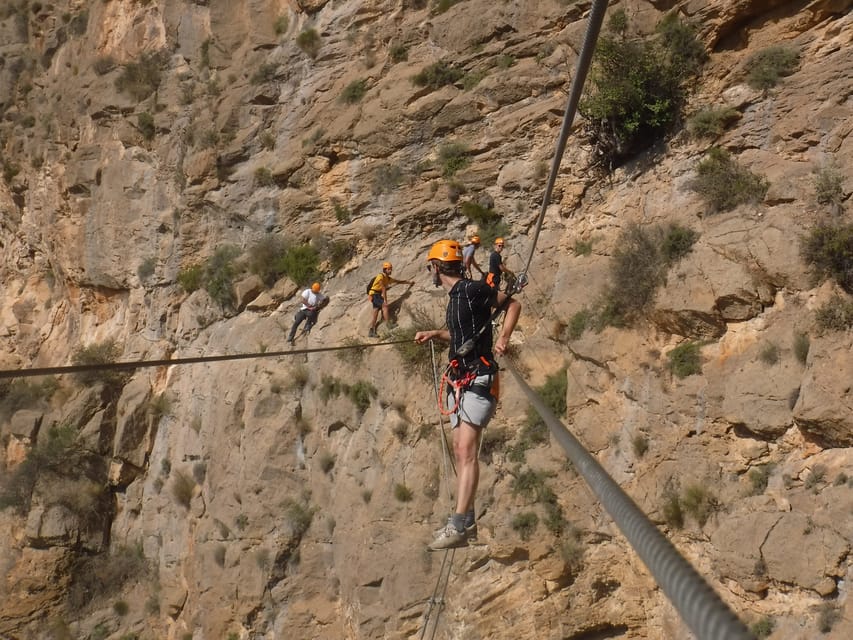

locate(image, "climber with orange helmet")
[[287, 281, 328, 344], [462, 235, 484, 279], [484, 237, 514, 291], [367, 261, 413, 338], [415, 239, 521, 550]]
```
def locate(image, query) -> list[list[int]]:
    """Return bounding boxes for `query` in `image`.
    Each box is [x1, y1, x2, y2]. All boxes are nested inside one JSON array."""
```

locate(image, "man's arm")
[[493, 293, 521, 355], [414, 329, 451, 343]]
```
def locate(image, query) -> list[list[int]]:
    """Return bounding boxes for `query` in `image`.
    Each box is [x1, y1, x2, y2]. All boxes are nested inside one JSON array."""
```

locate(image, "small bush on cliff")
[[687, 106, 740, 139], [511, 511, 539, 540], [296, 29, 321, 59], [412, 60, 464, 91], [347, 380, 378, 413], [340, 79, 368, 104], [813, 164, 844, 211], [115, 53, 164, 101], [0, 376, 58, 419], [0, 425, 78, 512], [204, 245, 241, 308], [580, 10, 705, 167], [72, 339, 128, 388], [691, 147, 769, 213], [69, 542, 150, 609], [800, 223, 853, 293], [595, 222, 698, 327], [667, 341, 701, 378], [745, 45, 800, 90], [814, 295, 853, 332]]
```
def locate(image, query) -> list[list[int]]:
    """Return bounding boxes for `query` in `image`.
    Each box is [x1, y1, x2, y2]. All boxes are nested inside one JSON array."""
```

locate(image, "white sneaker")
[[428, 523, 467, 551]]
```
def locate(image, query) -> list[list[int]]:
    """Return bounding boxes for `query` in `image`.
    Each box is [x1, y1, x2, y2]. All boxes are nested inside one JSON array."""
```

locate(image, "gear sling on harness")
[[438, 356, 500, 416]]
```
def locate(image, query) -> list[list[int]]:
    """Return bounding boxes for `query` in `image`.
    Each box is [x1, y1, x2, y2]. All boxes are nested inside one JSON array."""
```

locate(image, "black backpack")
[[366, 275, 376, 295]]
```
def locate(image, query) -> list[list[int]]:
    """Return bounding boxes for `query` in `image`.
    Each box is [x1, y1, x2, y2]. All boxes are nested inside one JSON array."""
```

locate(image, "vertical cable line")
[[519, 0, 609, 277]]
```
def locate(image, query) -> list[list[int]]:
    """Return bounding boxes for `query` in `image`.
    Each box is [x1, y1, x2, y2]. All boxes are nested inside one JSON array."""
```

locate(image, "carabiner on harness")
[[437, 360, 477, 416]]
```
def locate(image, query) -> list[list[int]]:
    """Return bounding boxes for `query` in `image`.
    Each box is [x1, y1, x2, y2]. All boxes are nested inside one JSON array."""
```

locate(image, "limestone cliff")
[[1, 1, 852, 639]]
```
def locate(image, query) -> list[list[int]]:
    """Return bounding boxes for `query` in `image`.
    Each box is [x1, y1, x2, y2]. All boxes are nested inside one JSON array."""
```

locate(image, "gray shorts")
[[447, 374, 497, 429]]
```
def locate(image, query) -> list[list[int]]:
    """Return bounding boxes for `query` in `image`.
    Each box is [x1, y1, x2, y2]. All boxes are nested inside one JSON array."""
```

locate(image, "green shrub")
[[460, 201, 500, 226], [390, 43, 408, 63], [72, 339, 127, 387], [254, 166, 275, 187], [0, 425, 79, 512], [667, 342, 701, 378], [274, 15, 289, 35], [318, 452, 335, 474], [332, 198, 351, 223], [296, 29, 321, 58], [511, 511, 539, 540], [681, 484, 714, 526], [394, 483, 413, 502], [281, 498, 313, 537], [800, 223, 853, 292], [372, 164, 403, 194], [518, 369, 567, 457], [340, 79, 368, 104], [277, 243, 322, 286], [596, 224, 668, 326], [813, 164, 844, 208], [661, 490, 684, 529], [632, 434, 648, 458], [412, 60, 464, 90], [115, 53, 163, 101], [204, 245, 241, 308], [660, 224, 699, 263], [568, 308, 592, 340], [759, 342, 779, 365], [250, 62, 277, 84], [319, 375, 345, 401], [137, 256, 156, 281], [137, 112, 155, 140], [437, 142, 469, 177], [691, 147, 769, 212], [177, 264, 204, 292], [248, 236, 286, 285], [579, 11, 705, 167], [574, 239, 593, 256], [93, 55, 116, 75], [687, 106, 740, 139], [347, 380, 378, 413], [68, 543, 150, 610], [511, 468, 550, 502], [750, 616, 775, 638], [113, 600, 129, 616], [748, 464, 773, 496], [476, 220, 510, 248], [815, 295, 853, 331], [793, 332, 810, 364], [746, 45, 800, 90]]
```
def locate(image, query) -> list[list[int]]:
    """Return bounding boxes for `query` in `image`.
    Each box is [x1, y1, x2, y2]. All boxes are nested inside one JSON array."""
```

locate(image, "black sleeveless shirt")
[[446, 278, 498, 373]]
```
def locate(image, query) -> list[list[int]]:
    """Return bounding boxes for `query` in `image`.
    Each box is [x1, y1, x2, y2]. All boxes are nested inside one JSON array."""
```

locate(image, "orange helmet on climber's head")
[[382, 261, 393, 272], [470, 235, 480, 245], [311, 282, 321, 293], [494, 237, 505, 248], [426, 240, 464, 284]]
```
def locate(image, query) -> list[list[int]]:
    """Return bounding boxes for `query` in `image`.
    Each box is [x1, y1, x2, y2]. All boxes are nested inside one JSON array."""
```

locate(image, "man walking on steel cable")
[[415, 239, 521, 550]]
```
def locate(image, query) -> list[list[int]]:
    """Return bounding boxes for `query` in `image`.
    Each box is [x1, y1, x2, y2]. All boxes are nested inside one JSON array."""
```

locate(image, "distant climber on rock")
[[288, 282, 328, 344], [415, 239, 522, 550], [484, 237, 514, 292], [462, 235, 484, 280], [367, 261, 413, 338]]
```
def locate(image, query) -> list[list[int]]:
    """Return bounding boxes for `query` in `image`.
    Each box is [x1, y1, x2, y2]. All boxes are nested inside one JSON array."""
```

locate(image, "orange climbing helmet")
[[494, 237, 505, 247], [427, 240, 463, 263], [311, 282, 321, 293], [470, 235, 480, 245], [382, 261, 393, 271]]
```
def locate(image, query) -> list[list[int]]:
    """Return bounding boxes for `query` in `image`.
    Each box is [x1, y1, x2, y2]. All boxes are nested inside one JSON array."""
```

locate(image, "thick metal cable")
[[503, 358, 754, 640], [0, 338, 413, 380], [520, 0, 609, 276]]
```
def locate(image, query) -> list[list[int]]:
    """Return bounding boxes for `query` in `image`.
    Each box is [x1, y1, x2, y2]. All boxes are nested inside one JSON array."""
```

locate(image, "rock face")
[[1, 1, 853, 639]]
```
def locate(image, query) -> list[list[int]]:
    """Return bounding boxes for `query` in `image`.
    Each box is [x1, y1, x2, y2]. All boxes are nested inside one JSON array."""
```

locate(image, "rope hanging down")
[[0, 339, 413, 380]]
